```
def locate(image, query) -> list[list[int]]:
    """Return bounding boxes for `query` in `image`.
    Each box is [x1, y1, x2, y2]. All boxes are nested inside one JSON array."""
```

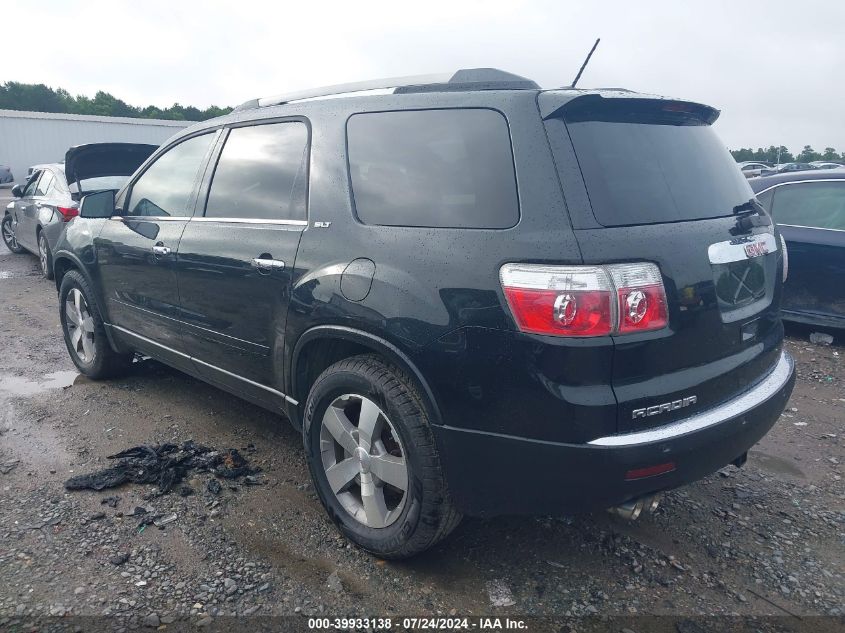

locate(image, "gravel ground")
[[0, 242, 842, 630]]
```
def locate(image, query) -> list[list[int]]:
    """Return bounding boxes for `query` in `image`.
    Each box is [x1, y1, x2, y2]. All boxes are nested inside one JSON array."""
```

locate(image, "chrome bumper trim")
[[589, 350, 793, 447]]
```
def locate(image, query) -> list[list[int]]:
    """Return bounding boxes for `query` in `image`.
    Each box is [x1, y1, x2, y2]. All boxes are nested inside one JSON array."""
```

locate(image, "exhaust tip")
[[608, 494, 660, 520], [608, 499, 644, 521]]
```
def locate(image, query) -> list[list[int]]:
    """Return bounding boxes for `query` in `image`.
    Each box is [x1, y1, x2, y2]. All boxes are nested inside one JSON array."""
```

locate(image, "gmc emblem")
[[744, 241, 769, 258], [632, 395, 697, 419]]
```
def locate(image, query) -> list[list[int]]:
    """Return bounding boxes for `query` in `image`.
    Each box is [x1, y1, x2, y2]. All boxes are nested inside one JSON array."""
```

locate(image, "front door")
[[95, 131, 218, 368], [176, 120, 309, 407]]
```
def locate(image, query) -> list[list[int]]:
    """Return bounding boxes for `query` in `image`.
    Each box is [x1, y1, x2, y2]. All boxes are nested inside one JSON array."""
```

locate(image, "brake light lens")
[[609, 263, 668, 334], [500, 265, 613, 336], [57, 206, 78, 222], [500, 262, 668, 338]]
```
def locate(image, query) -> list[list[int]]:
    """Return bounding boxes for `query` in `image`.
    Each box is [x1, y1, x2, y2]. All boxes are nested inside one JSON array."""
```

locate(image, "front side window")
[[205, 122, 309, 221], [347, 109, 519, 229], [125, 133, 215, 217], [770, 182, 845, 230]]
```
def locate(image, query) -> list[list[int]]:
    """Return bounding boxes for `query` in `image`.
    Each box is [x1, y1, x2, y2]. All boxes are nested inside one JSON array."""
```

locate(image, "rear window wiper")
[[732, 200, 756, 215], [731, 198, 772, 234]]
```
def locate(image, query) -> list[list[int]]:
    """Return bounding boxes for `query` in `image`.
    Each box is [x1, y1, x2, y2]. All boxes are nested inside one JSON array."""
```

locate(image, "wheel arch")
[[289, 325, 443, 430], [54, 255, 124, 354], [52, 252, 89, 292]]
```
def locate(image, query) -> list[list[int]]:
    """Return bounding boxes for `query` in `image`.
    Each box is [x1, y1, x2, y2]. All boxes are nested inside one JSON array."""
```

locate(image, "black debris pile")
[[64, 440, 259, 495], [100, 495, 121, 508]]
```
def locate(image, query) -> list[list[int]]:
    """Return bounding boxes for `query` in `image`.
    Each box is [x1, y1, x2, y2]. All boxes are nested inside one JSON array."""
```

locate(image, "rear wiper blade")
[[731, 198, 772, 234], [733, 200, 756, 215]]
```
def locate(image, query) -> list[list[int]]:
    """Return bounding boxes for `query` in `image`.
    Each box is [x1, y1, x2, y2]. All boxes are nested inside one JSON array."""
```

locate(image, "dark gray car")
[[751, 168, 845, 328], [2, 143, 157, 278]]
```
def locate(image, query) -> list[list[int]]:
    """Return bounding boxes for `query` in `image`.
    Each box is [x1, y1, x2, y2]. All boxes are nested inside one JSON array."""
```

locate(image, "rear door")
[[764, 180, 845, 325], [96, 131, 218, 367], [13, 169, 43, 250], [32, 167, 73, 249], [176, 119, 309, 407], [541, 93, 785, 433]]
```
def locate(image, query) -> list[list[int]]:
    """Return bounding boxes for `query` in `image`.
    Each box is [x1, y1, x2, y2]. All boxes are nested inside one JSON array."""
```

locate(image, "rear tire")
[[38, 231, 54, 280], [2, 215, 25, 254], [304, 354, 461, 559], [59, 270, 133, 379]]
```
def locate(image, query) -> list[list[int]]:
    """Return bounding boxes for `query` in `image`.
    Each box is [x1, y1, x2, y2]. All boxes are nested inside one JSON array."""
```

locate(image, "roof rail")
[[233, 68, 539, 112]]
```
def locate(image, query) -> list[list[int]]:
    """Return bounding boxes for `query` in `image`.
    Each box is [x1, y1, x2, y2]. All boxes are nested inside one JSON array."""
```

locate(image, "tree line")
[[1, 82, 843, 161], [0, 82, 232, 122], [730, 145, 843, 164]]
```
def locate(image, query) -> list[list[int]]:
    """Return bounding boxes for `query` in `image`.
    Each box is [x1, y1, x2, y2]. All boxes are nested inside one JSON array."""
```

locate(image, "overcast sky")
[[6, 0, 844, 153]]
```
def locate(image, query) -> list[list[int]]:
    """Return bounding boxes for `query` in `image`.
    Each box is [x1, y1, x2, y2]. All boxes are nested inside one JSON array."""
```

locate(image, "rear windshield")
[[79, 176, 129, 193], [552, 98, 753, 226]]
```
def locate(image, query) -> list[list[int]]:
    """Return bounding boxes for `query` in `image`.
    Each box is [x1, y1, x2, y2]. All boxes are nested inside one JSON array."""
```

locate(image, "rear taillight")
[[500, 262, 668, 338], [57, 206, 78, 222], [608, 263, 668, 334]]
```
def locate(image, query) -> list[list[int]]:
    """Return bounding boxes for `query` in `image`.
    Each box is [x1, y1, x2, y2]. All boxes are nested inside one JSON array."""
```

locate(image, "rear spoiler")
[[539, 90, 720, 125]]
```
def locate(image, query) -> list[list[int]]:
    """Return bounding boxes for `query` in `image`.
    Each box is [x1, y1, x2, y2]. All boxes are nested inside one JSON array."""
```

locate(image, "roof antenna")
[[571, 38, 600, 88]]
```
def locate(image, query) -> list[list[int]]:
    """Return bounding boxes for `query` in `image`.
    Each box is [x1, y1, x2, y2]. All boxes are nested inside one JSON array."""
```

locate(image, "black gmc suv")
[[52, 68, 795, 558]]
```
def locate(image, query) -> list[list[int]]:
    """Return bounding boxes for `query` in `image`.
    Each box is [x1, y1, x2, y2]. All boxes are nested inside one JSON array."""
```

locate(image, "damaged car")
[[2, 143, 157, 278], [51, 69, 795, 558]]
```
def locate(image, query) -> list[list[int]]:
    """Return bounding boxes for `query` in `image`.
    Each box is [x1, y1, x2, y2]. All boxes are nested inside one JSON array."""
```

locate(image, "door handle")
[[251, 258, 285, 270], [152, 245, 171, 256]]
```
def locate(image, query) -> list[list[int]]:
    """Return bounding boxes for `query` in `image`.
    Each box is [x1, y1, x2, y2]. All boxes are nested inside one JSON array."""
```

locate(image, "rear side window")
[[23, 171, 42, 197], [35, 171, 54, 196], [770, 182, 845, 230], [347, 109, 519, 228], [205, 122, 309, 221], [550, 97, 753, 226]]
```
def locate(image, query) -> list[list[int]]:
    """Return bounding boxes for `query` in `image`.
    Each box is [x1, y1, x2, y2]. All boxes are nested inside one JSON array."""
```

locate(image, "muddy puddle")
[[0, 370, 80, 396]]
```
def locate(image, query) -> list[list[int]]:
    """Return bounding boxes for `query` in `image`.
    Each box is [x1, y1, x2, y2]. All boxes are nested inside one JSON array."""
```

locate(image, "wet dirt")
[[0, 370, 80, 396], [0, 244, 842, 624]]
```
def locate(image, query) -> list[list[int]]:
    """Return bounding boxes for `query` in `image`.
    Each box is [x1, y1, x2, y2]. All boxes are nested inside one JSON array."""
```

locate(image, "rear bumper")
[[433, 350, 795, 517]]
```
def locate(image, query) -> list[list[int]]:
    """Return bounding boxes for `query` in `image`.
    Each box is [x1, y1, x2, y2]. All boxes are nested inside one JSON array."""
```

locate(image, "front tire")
[[59, 270, 133, 379], [2, 215, 25, 254], [38, 231, 54, 279], [304, 354, 461, 559]]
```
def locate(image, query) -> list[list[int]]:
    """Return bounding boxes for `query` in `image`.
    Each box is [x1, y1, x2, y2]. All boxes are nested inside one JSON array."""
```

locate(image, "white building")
[[0, 109, 191, 185]]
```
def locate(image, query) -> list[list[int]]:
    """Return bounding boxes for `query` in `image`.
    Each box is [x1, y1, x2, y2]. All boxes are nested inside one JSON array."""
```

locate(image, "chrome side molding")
[[110, 324, 298, 406]]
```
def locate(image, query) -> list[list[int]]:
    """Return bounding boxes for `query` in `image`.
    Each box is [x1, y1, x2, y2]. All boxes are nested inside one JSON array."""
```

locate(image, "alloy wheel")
[[2, 219, 17, 250], [65, 288, 96, 363], [319, 394, 409, 528], [39, 235, 49, 275]]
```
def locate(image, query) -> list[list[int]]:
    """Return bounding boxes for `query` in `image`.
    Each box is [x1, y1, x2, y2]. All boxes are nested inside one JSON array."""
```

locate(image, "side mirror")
[[11, 184, 23, 198], [79, 190, 116, 219]]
